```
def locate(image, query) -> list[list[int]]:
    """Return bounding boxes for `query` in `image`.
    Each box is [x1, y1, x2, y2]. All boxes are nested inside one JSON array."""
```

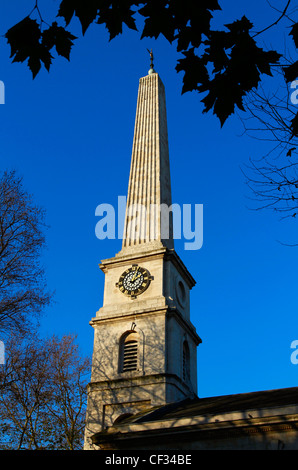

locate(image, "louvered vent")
[[122, 339, 138, 372]]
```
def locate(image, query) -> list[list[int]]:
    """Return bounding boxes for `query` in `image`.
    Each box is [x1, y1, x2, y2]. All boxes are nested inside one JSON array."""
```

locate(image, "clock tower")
[[84, 59, 201, 450]]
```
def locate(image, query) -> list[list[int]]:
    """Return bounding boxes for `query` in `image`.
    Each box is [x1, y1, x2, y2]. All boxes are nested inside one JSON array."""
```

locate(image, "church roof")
[[92, 387, 298, 449], [121, 386, 298, 424]]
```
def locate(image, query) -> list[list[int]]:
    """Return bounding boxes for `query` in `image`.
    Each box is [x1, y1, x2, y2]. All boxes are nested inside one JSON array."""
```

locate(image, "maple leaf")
[[203, 30, 232, 72], [176, 49, 209, 94], [286, 148, 296, 157], [225, 16, 253, 35], [176, 16, 281, 125], [172, 0, 221, 51], [139, 0, 176, 43], [5, 17, 53, 78], [201, 73, 245, 126], [42, 22, 77, 60], [28, 44, 52, 78], [97, 0, 139, 41], [57, 0, 99, 35], [290, 23, 298, 48], [6, 16, 41, 60], [283, 61, 298, 83], [291, 112, 298, 137]]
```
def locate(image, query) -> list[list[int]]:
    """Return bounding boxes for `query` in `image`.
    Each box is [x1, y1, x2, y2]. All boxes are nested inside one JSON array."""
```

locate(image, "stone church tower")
[[84, 60, 201, 450]]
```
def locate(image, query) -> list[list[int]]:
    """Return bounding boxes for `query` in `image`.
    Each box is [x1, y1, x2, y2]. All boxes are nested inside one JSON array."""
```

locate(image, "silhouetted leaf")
[[139, 0, 176, 42], [57, 0, 77, 26], [42, 22, 77, 60], [284, 61, 298, 83], [255, 49, 280, 75], [58, 0, 99, 34], [203, 30, 232, 72], [290, 23, 298, 48], [291, 112, 298, 137], [176, 49, 209, 94], [97, 0, 139, 40], [2, 1, 284, 123], [6, 16, 41, 60], [176, 16, 281, 125], [225, 15, 253, 34], [287, 147, 296, 157], [28, 46, 53, 78], [201, 73, 245, 126], [172, 0, 221, 51], [5, 16, 53, 78]]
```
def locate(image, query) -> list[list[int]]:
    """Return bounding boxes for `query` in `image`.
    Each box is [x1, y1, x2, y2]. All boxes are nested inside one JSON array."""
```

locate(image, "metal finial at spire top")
[[148, 48, 154, 69], [147, 48, 155, 74]]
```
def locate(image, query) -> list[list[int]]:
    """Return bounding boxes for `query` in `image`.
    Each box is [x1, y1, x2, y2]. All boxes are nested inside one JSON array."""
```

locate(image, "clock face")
[[117, 265, 151, 297]]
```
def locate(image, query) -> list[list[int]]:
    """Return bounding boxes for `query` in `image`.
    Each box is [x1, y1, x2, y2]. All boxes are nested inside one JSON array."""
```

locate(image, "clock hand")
[[132, 267, 139, 281], [131, 273, 142, 283]]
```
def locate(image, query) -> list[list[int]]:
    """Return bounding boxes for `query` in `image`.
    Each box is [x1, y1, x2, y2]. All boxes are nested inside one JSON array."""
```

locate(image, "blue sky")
[[1, 1, 298, 399]]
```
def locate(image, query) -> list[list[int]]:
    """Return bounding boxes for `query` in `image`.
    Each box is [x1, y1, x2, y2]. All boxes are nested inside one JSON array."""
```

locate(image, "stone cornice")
[[92, 407, 298, 449]]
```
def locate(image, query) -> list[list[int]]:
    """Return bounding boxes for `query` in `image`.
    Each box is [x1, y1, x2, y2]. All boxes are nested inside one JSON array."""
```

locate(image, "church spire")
[[84, 60, 201, 450], [121, 59, 173, 254]]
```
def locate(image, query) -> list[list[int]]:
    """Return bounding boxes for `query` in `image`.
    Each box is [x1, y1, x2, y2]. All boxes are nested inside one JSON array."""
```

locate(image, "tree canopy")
[[0, 170, 52, 336], [0, 332, 90, 449], [3, 1, 298, 224], [4, 0, 297, 128]]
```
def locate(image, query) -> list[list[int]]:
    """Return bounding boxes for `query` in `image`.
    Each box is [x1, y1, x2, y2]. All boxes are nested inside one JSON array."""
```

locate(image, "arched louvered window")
[[183, 340, 190, 382], [120, 331, 138, 372]]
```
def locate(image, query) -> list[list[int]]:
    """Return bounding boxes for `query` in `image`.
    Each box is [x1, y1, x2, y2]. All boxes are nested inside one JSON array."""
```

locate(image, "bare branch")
[[0, 170, 53, 337], [253, 0, 292, 37]]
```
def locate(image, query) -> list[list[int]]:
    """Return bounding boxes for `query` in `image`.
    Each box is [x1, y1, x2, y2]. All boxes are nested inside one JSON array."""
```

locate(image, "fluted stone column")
[[121, 72, 174, 253]]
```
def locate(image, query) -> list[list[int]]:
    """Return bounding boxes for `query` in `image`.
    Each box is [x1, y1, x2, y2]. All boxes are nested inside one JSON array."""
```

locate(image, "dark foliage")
[[3, 1, 298, 127]]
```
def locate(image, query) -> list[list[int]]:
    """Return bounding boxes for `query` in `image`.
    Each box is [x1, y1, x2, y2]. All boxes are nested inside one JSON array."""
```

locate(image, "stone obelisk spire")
[[121, 52, 173, 253]]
